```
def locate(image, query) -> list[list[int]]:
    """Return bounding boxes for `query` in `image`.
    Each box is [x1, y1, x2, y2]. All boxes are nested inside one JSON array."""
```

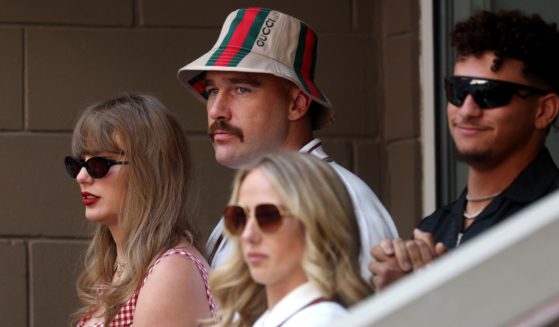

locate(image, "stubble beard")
[[454, 143, 492, 165]]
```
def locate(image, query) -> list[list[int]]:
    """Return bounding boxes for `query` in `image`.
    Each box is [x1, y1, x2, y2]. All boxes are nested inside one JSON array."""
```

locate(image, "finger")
[[369, 261, 386, 289], [368, 252, 380, 277], [380, 238, 395, 256], [393, 238, 412, 272], [370, 245, 389, 261], [416, 240, 435, 267], [370, 259, 406, 290], [405, 240, 424, 270], [372, 273, 385, 290], [370, 241, 392, 259], [369, 260, 382, 276], [413, 229, 436, 249], [435, 242, 447, 256]]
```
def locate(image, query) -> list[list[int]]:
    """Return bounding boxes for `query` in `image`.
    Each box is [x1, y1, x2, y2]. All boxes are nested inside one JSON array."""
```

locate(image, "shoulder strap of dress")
[[143, 248, 218, 316]]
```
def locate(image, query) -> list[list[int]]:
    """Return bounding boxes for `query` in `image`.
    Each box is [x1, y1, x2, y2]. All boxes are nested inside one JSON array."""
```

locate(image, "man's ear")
[[288, 88, 312, 121], [535, 93, 559, 129]]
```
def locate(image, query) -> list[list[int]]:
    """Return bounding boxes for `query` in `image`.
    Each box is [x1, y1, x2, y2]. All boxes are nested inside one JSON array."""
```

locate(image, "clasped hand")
[[369, 229, 446, 290]]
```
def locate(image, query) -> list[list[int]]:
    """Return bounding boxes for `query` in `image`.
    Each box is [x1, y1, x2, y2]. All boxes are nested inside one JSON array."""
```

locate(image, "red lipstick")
[[81, 192, 99, 205]]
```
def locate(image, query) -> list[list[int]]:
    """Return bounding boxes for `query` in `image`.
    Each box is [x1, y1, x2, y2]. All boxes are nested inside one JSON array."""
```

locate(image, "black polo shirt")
[[418, 147, 559, 249]]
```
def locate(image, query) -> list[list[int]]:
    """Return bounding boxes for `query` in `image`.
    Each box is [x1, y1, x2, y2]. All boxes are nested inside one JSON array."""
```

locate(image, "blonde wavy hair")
[[209, 152, 373, 326], [70, 93, 199, 325]]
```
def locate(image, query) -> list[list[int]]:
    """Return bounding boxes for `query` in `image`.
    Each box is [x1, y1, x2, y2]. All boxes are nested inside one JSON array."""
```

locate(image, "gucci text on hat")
[[177, 7, 334, 129]]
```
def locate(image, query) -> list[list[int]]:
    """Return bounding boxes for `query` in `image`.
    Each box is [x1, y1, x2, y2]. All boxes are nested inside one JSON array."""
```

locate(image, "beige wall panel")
[[354, 140, 384, 203], [0, 134, 87, 237], [0, 0, 133, 25], [188, 136, 235, 243], [141, 0, 352, 31], [318, 35, 379, 136], [30, 241, 88, 327], [26, 28, 217, 132], [383, 34, 419, 142], [382, 0, 419, 36], [387, 140, 421, 237], [0, 28, 23, 130], [354, 0, 378, 33], [0, 241, 26, 327]]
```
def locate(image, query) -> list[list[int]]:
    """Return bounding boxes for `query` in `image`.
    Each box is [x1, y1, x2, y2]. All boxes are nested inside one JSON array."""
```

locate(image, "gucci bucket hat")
[[177, 7, 334, 129]]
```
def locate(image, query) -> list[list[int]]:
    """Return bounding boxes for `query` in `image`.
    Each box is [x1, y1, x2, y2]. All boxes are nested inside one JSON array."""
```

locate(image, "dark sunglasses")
[[445, 76, 550, 109], [64, 156, 128, 179], [223, 204, 290, 235]]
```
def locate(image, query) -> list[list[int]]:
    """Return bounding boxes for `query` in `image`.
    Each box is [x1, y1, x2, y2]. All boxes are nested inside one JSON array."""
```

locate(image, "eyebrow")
[[229, 77, 261, 86], [81, 150, 124, 157], [203, 76, 262, 87]]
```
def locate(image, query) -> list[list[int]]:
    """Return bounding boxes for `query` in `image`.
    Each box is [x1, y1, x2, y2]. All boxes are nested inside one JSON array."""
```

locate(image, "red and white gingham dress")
[[77, 248, 217, 327]]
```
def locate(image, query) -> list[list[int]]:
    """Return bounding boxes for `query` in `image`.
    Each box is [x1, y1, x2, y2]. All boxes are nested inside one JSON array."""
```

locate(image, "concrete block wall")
[[0, 0, 421, 325], [377, 0, 422, 238]]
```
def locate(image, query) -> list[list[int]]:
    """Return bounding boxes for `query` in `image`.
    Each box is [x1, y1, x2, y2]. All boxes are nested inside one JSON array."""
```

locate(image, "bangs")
[[71, 109, 123, 157]]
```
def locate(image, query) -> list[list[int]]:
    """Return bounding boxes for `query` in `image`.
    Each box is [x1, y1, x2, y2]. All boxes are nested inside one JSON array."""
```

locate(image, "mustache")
[[208, 119, 244, 142]]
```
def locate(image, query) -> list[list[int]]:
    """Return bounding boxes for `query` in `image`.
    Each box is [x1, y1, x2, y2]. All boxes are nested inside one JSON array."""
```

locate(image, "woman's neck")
[[266, 274, 308, 308], [107, 223, 124, 263]]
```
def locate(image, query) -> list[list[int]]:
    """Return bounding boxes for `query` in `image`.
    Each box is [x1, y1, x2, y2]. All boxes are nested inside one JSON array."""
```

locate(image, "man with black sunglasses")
[[370, 10, 559, 290], [177, 8, 398, 279]]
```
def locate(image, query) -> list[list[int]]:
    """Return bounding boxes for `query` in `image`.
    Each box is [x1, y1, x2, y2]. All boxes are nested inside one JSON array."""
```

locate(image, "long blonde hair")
[[209, 152, 373, 326], [70, 93, 199, 325]]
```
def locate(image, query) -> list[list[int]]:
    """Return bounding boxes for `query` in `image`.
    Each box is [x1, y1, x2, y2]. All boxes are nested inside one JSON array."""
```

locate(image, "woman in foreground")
[[210, 152, 373, 326]]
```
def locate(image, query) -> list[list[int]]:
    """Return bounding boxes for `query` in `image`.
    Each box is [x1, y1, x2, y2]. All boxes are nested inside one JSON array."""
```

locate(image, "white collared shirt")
[[206, 138, 398, 279], [253, 282, 346, 327]]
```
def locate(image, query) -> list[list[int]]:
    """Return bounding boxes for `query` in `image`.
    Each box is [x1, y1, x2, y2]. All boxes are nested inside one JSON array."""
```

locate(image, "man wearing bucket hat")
[[177, 7, 398, 279]]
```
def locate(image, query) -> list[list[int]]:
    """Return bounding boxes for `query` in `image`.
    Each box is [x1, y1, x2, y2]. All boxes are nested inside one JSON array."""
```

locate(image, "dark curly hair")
[[451, 10, 559, 93]]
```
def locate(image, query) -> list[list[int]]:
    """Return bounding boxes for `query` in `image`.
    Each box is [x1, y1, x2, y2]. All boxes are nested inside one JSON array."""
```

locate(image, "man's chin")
[[455, 148, 491, 164], [215, 153, 245, 169]]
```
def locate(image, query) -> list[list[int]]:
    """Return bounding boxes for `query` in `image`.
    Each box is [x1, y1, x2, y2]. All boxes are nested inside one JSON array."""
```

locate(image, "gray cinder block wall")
[[0, 0, 421, 325]]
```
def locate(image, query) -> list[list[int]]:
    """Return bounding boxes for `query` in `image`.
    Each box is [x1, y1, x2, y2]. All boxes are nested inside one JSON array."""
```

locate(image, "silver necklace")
[[463, 209, 483, 219], [466, 191, 501, 202]]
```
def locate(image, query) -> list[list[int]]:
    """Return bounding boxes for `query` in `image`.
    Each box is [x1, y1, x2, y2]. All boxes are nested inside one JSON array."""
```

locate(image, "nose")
[[454, 93, 483, 118], [207, 91, 232, 121], [75, 167, 92, 184], [241, 214, 262, 245]]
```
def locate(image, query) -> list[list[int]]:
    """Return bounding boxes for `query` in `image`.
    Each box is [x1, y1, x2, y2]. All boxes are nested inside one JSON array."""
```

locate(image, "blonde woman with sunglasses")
[[209, 152, 372, 326], [66, 93, 216, 326]]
